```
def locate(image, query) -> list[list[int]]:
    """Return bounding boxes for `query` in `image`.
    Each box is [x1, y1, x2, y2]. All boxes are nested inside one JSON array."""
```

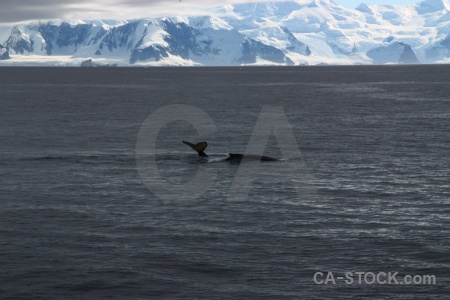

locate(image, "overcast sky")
[[0, 0, 421, 24]]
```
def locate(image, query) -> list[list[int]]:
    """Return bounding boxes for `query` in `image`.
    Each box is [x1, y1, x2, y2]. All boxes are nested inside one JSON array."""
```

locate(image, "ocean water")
[[0, 65, 449, 299]]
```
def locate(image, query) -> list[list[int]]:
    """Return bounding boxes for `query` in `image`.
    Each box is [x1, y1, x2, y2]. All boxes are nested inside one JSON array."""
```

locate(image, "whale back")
[[226, 153, 278, 162]]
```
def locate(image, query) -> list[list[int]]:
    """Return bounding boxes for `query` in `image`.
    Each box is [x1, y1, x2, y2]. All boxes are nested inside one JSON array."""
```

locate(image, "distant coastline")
[[1, 1, 450, 66]]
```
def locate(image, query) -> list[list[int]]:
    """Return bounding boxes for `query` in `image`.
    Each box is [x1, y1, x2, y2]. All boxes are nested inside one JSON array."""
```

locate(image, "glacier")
[[1, 0, 450, 66]]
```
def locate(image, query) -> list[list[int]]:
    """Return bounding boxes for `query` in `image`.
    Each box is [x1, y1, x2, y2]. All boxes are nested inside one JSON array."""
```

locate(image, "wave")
[[19, 153, 134, 164]]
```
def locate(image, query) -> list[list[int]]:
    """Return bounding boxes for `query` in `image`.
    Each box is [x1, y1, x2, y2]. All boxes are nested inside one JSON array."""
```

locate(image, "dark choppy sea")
[[0, 66, 449, 299]]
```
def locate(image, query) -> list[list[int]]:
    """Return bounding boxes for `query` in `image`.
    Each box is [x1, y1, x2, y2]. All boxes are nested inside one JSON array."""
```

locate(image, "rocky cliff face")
[[0, 44, 10, 60]]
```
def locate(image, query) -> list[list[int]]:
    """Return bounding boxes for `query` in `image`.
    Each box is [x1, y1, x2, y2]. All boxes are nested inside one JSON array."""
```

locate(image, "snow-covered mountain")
[[1, 0, 450, 66]]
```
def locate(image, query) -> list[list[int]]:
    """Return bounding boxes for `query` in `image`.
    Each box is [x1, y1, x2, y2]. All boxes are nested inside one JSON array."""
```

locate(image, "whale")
[[225, 153, 279, 162], [182, 141, 279, 162]]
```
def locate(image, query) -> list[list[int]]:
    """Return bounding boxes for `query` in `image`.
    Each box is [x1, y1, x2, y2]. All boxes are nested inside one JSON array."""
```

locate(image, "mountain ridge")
[[1, 0, 450, 66]]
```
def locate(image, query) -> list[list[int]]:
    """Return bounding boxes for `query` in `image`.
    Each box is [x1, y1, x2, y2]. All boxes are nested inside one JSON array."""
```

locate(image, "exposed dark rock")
[[367, 42, 420, 64], [0, 44, 10, 60], [398, 43, 420, 64]]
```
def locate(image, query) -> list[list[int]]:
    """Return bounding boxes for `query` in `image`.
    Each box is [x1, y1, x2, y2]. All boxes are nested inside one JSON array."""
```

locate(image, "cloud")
[[0, 0, 246, 23], [0, 0, 90, 22]]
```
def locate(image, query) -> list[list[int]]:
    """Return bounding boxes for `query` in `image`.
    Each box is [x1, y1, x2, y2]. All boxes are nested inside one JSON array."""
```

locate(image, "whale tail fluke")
[[182, 141, 209, 157]]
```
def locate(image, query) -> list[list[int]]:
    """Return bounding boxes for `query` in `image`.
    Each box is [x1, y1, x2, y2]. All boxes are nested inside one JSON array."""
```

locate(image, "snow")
[[137, 22, 169, 49], [189, 16, 233, 30], [134, 53, 199, 66]]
